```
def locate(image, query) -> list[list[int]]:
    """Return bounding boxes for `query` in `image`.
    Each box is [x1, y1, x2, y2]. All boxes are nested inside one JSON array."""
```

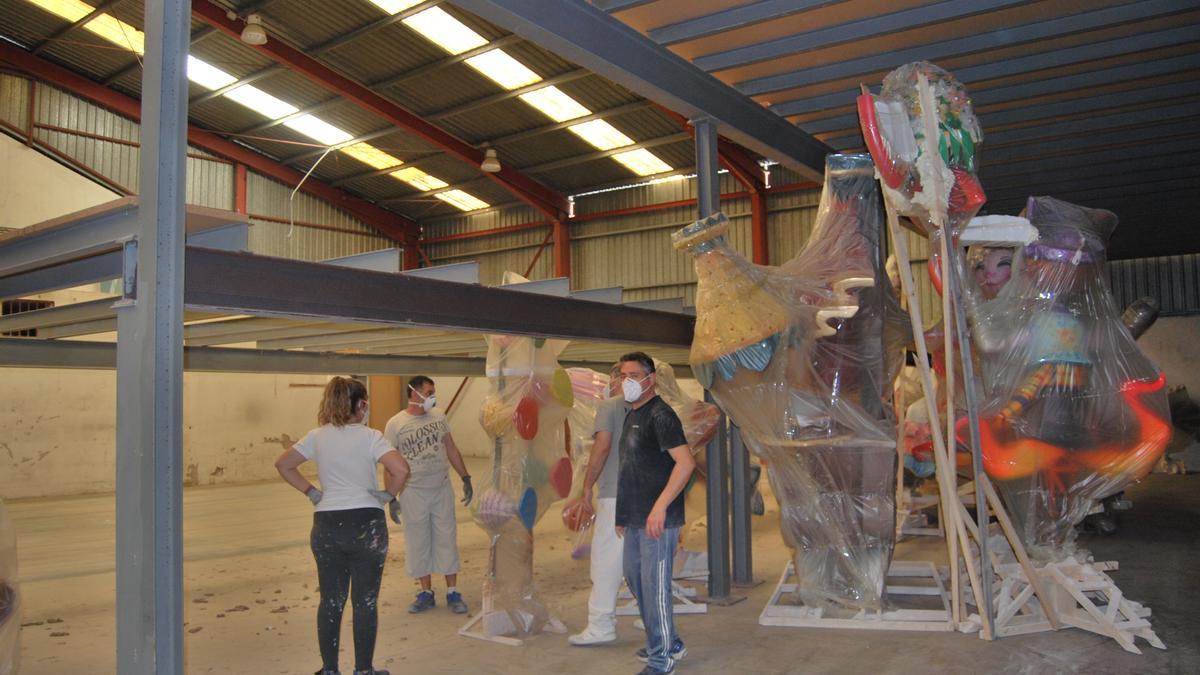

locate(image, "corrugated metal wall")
[[1108, 254, 1200, 316], [245, 173, 390, 260], [421, 205, 553, 284], [0, 74, 387, 261]]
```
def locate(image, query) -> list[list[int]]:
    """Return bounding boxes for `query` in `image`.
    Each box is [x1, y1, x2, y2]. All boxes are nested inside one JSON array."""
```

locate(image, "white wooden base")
[[759, 560, 956, 631], [616, 579, 708, 615], [674, 548, 709, 581], [987, 557, 1164, 654], [458, 606, 567, 646]]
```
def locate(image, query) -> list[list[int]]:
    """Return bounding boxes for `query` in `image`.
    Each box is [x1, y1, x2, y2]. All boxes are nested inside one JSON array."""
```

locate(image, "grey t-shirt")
[[593, 396, 628, 499]]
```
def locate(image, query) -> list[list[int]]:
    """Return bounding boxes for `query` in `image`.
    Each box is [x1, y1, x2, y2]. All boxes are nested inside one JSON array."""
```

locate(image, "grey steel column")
[[694, 117, 720, 218], [704, 396, 731, 599], [115, 0, 190, 673], [729, 424, 753, 584], [694, 116, 731, 598]]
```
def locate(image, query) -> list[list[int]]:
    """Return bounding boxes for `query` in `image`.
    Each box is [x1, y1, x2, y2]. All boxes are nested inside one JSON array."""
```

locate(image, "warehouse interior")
[[0, 0, 1198, 673]]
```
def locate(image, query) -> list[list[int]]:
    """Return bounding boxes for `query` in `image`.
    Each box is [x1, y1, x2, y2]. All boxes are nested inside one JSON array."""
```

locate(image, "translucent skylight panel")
[[83, 12, 145, 54], [283, 115, 354, 146], [187, 56, 237, 91], [27, 0, 91, 23], [366, 0, 424, 15], [391, 166, 448, 191], [340, 142, 403, 170], [464, 49, 541, 90], [402, 7, 487, 54], [611, 148, 673, 176], [436, 190, 489, 211], [568, 119, 633, 151], [223, 85, 299, 120], [518, 86, 591, 122], [28, 0, 147, 54]]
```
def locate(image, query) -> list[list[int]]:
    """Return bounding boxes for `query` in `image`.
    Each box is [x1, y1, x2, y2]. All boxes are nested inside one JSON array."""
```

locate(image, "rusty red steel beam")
[[192, 1, 570, 223], [0, 43, 419, 245]]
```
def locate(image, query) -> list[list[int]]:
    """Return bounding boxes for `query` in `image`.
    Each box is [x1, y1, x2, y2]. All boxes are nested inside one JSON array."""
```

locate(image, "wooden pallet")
[[759, 560, 956, 631], [987, 557, 1165, 654]]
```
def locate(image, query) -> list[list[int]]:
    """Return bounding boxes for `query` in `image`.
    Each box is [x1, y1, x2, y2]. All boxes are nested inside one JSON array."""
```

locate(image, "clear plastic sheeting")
[[0, 499, 18, 675], [965, 196, 1171, 558], [470, 272, 576, 636], [673, 154, 901, 611]]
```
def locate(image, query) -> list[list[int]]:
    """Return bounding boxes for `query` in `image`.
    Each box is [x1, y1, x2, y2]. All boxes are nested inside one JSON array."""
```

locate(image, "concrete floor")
[[8, 458, 1199, 674]]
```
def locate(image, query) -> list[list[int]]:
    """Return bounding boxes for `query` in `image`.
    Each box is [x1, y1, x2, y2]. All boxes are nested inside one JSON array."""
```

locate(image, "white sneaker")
[[568, 626, 617, 646], [633, 618, 645, 630]]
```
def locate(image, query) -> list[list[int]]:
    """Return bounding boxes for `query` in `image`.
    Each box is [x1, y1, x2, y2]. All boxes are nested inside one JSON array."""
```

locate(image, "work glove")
[[461, 475, 473, 506], [388, 498, 402, 525], [369, 489, 396, 506], [305, 486, 323, 506]]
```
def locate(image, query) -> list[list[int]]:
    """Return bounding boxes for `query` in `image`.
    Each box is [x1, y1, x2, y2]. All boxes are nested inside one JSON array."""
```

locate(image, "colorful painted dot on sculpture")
[[550, 456, 573, 499], [514, 396, 539, 439], [521, 456, 548, 487], [551, 368, 575, 408], [518, 488, 538, 530]]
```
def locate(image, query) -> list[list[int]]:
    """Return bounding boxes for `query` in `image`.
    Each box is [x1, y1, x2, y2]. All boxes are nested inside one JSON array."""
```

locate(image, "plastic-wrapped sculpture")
[[0, 498, 18, 675], [963, 196, 1171, 557], [469, 272, 575, 637], [673, 153, 900, 611]]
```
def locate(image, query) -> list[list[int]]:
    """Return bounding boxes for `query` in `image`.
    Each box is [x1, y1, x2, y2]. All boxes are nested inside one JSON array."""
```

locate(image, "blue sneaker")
[[408, 590, 435, 613], [636, 639, 686, 663], [446, 591, 468, 614]]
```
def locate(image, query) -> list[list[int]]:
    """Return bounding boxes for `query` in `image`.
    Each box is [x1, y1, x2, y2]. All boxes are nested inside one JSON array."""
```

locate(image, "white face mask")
[[622, 375, 649, 403], [410, 386, 436, 413]]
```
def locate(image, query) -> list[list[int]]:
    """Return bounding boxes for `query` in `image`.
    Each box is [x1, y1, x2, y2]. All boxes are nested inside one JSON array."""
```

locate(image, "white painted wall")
[[0, 369, 334, 499], [1139, 316, 1200, 396], [0, 134, 119, 230]]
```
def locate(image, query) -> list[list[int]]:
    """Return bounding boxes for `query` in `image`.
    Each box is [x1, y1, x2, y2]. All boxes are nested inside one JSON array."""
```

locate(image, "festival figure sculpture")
[[468, 274, 575, 639], [673, 153, 900, 611], [964, 197, 1171, 557]]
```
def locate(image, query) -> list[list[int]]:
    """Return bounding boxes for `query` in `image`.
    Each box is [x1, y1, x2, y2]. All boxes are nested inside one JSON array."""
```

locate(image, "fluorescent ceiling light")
[[403, 7, 487, 55], [28, 0, 147, 54], [223, 84, 299, 120], [284, 115, 354, 146], [340, 142, 403, 170], [27, 0, 90, 23], [518, 86, 590, 122], [436, 190, 489, 211], [391, 166, 448, 191], [187, 56, 237, 90], [366, 0, 425, 15], [83, 13, 145, 55], [611, 148, 673, 176], [568, 119, 633, 151], [465, 49, 541, 90]]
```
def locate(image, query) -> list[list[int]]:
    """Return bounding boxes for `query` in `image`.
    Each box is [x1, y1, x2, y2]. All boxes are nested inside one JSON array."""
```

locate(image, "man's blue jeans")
[[623, 525, 679, 672]]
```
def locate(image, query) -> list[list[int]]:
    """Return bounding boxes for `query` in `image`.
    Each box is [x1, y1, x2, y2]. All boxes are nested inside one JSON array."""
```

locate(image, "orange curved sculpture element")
[[1076, 373, 1170, 480], [962, 415, 1066, 482], [964, 373, 1169, 485]]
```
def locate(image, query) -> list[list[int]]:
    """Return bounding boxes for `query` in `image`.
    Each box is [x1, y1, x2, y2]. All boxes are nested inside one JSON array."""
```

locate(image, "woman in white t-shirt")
[[275, 376, 410, 675]]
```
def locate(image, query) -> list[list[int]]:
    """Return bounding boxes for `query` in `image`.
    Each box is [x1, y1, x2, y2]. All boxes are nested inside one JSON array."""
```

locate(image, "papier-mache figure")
[[468, 273, 574, 638], [965, 196, 1171, 558], [672, 153, 900, 611]]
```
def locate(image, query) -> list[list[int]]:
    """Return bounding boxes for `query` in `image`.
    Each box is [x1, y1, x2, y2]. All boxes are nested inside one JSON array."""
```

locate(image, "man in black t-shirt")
[[614, 352, 695, 675]]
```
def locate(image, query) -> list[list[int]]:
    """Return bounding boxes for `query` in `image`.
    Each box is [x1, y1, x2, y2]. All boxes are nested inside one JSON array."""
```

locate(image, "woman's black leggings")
[[311, 508, 389, 672]]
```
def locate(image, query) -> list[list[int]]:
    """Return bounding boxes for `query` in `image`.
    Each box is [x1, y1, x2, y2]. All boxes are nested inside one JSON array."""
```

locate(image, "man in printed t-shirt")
[[383, 375, 474, 615], [614, 352, 695, 675]]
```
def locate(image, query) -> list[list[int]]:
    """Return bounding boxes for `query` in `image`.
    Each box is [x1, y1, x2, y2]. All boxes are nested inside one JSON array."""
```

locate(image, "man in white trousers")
[[568, 369, 628, 645]]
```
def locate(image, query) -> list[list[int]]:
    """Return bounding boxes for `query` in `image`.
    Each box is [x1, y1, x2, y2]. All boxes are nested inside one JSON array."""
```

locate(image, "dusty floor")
[[8, 459, 1199, 674]]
